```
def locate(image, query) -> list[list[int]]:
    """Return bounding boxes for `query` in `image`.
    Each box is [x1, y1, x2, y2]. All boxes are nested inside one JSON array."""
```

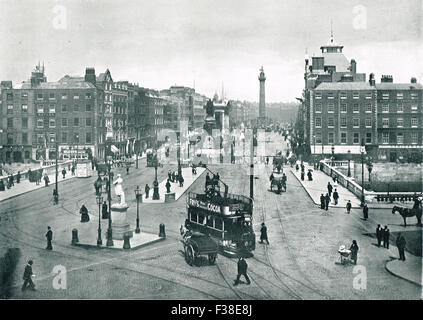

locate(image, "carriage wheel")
[[208, 253, 217, 265], [185, 244, 195, 266]]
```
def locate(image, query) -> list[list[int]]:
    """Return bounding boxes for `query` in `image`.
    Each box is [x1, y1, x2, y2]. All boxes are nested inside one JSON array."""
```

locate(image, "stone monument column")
[[111, 174, 133, 240]]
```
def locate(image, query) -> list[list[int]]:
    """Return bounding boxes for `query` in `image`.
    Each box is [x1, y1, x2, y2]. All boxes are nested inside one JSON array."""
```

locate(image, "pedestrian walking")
[[80, 204, 90, 222], [300, 171, 305, 181], [349, 240, 359, 264], [0, 179, 5, 191], [327, 182, 333, 197], [145, 184, 150, 199], [333, 189, 339, 205], [45, 226, 53, 250], [71, 166, 75, 176], [266, 156, 269, 165], [168, 170, 171, 181], [166, 179, 171, 193], [382, 225, 390, 249], [126, 166, 129, 175], [233, 257, 250, 286], [307, 170, 313, 181], [62, 168, 66, 179], [259, 222, 269, 244], [171, 171, 176, 183], [17, 171, 21, 184], [68, 163, 71, 171], [376, 224, 383, 247], [102, 201, 108, 219], [21, 260, 36, 291], [43, 174, 50, 187], [346, 200, 352, 214], [396, 233, 406, 261], [179, 175, 184, 187], [320, 194, 325, 209], [325, 193, 330, 211], [363, 204, 368, 220]]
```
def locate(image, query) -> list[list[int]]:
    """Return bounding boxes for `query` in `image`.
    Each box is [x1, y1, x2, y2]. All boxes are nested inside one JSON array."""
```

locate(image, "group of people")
[[165, 169, 185, 193], [0, 171, 22, 191], [320, 181, 341, 210]]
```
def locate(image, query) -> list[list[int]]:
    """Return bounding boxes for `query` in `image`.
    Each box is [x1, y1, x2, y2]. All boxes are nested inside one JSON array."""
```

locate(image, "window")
[[315, 92, 322, 99], [74, 118, 79, 126], [22, 133, 28, 144], [327, 92, 334, 99], [85, 93, 92, 99], [49, 92, 55, 100], [411, 132, 418, 144], [315, 132, 322, 144], [365, 103, 372, 112], [315, 117, 321, 128], [365, 92, 372, 99], [382, 118, 389, 128], [74, 133, 80, 143], [328, 117, 334, 127], [353, 118, 359, 127], [62, 132, 67, 143], [74, 104, 79, 112], [340, 92, 347, 99], [62, 105, 67, 112], [341, 132, 347, 144], [411, 104, 418, 112], [397, 93, 403, 100], [328, 132, 334, 144], [37, 119, 43, 128], [340, 103, 347, 113], [37, 105, 44, 113], [411, 117, 418, 127], [353, 133, 360, 144], [353, 103, 359, 113], [397, 118, 404, 127], [62, 118, 68, 127], [382, 132, 389, 144], [382, 104, 389, 113], [49, 105, 56, 113], [49, 119, 56, 128], [86, 118, 92, 126], [21, 104, 28, 113], [411, 93, 418, 100], [62, 93, 67, 100], [365, 118, 372, 127], [340, 117, 347, 127], [73, 94, 79, 100], [382, 93, 389, 100], [86, 132, 92, 144], [6, 93, 13, 100], [353, 92, 359, 99], [315, 103, 322, 113], [7, 133, 13, 145], [7, 105, 13, 114], [86, 104, 91, 112], [397, 132, 404, 144], [21, 92, 28, 99], [366, 132, 372, 144], [396, 103, 403, 113], [22, 118, 28, 129], [37, 93, 43, 100], [49, 134, 55, 143], [328, 103, 334, 113], [7, 118, 13, 128]]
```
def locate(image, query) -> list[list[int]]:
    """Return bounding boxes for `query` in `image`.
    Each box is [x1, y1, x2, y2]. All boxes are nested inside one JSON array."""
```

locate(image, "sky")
[[0, 0, 421, 102]]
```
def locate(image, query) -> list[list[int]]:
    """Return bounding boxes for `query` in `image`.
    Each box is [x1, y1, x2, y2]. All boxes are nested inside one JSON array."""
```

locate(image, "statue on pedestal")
[[113, 174, 126, 206]]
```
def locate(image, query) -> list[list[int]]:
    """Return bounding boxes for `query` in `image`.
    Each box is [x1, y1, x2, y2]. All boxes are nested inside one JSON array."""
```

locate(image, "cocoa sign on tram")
[[188, 198, 221, 214]]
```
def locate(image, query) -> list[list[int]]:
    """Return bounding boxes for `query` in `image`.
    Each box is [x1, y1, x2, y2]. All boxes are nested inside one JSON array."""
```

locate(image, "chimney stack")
[[411, 77, 417, 84], [85, 67, 96, 85], [369, 73, 375, 86], [350, 59, 356, 74]]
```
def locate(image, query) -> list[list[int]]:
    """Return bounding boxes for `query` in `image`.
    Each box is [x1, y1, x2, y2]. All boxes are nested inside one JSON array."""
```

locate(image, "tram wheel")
[[185, 244, 195, 266], [208, 253, 217, 265]]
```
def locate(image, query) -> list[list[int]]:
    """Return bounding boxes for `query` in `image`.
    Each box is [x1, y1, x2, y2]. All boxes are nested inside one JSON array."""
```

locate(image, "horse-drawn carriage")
[[181, 231, 218, 266], [272, 151, 284, 173], [392, 196, 422, 227], [270, 171, 287, 194]]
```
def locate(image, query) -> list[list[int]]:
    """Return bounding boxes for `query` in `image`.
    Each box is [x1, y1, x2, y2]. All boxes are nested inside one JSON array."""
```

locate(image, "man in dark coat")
[[325, 193, 330, 211], [166, 179, 171, 193], [301, 171, 305, 181], [17, 171, 21, 184], [80, 204, 90, 222], [62, 168, 66, 179], [266, 157, 269, 165], [179, 175, 184, 187], [145, 184, 150, 199], [363, 204, 369, 220], [102, 201, 108, 219], [327, 182, 333, 197], [320, 194, 325, 209], [44, 174, 49, 187], [71, 166, 75, 176], [396, 233, 406, 261], [333, 189, 339, 205], [168, 170, 172, 181], [349, 240, 359, 265], [346, 200, 352, 214], [21, 260, 36, 291], [0, 179, 4, 191], [382, 225, 390, 249], [376, 224, 383, 247], [307, 170, 312, 181], [233, 257, 250, 286], [259, 223, 269, 244], [46, 226, 53, 250], [171, 171, 176, 183]]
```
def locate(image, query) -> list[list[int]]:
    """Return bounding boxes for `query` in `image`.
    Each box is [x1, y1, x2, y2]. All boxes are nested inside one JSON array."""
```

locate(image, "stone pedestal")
[[165, 192, 176, 203], [111, 203, 133, 240]]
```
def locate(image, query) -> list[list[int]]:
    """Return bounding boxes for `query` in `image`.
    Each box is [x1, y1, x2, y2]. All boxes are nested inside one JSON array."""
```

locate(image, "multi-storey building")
[[112, 81, 129, 154]]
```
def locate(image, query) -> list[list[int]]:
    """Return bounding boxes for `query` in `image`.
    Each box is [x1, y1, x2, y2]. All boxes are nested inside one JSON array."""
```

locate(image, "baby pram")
[[338, 245, 351, 265]]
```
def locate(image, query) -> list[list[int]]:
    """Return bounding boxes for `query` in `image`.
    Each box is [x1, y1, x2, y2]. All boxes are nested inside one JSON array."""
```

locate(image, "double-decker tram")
[[184, 173, 256, 257]]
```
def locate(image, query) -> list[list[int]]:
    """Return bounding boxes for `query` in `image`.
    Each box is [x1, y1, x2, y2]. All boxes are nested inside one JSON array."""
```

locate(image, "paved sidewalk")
[[290, 163, 362, 209], [385, 251, 422, 287], [142, 167, 205, 203]]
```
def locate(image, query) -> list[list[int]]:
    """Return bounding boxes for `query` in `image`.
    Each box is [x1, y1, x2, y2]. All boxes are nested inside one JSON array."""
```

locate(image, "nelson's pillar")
[[258, 66, 266, 122]]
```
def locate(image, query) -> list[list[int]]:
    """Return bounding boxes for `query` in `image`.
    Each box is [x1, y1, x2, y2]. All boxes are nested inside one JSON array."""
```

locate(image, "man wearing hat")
[[259, 223, 269, 244], [363, 204, 369, 220], [45, 226, 53, 250], [21, 260, 36, 291], [233, 257, 250, 286]]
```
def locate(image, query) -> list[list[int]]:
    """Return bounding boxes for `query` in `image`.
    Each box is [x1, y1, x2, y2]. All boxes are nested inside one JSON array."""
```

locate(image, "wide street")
[[0, 132, 420, 299]]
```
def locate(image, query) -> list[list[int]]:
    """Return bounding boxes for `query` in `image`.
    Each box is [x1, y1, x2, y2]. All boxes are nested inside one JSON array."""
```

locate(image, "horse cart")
[[270, 172, 286, 194], [181, 232, 219, 266]]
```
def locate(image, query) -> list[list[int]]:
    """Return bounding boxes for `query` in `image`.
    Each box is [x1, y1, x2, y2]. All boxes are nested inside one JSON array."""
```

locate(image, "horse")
[[392, 205, 422, 227]]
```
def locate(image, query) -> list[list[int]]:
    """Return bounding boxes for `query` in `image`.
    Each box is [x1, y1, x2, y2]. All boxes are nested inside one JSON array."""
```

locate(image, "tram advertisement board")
[[188, 198, 221, 214]]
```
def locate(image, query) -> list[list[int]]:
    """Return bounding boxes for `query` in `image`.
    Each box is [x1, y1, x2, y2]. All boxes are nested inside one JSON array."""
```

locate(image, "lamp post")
[[367, 157, 373, 183], [134, 185, 142, 233], [347, 149, 351, 178], [75, 133, 79, 163], [360, 139, 365, 207], [153, 147, 160, 200], [96, 193, 103, 246], [105, 137, 114, 247], [331, 144, 335, 167]]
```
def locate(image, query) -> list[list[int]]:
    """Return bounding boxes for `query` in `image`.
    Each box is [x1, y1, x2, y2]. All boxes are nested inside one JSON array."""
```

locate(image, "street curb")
[[290, 169, 362, 209], [72, 236, 165, 251], [384, 259, 422, 287]]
